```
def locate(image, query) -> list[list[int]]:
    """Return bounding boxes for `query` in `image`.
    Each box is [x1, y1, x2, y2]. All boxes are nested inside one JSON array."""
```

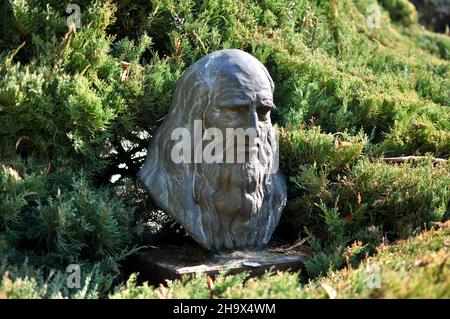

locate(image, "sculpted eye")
[[222, 105, 245, 112], [220, 105, 241, 117]]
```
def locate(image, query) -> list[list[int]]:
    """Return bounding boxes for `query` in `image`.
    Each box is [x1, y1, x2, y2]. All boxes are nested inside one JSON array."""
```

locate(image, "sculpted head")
[[138, 49, 287, 251]]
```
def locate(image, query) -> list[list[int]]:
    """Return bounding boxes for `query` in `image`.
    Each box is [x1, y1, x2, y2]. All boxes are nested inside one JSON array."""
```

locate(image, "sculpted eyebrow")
[[218, 97, 252, 108]]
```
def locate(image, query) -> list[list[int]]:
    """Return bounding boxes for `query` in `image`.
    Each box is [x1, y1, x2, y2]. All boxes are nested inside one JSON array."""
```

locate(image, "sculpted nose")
[[249, 108, 261, 138]]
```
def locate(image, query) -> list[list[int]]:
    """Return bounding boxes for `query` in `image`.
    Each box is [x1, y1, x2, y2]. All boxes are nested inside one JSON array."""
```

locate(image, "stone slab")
[[125, 245, 304, 285]]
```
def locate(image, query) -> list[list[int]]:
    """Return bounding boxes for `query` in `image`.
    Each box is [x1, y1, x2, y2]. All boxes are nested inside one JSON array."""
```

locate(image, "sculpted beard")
[[194, 124, 275, 220]]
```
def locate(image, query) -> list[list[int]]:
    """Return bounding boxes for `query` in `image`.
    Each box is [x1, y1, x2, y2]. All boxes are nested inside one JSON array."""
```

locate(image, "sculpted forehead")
[[214, 73, 273, 107], [216, 88, 274, 110], [169, 49, 275, 120], [210, 51, 273, 99]]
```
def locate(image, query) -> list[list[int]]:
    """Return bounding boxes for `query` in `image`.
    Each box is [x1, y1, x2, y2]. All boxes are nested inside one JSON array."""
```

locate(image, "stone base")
[[125, 245, 304, 285]]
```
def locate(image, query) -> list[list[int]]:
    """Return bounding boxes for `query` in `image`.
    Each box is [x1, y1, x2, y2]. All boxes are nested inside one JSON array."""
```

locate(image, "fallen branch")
[[370, 156, 448, 164], [268, 237, 310, 257]]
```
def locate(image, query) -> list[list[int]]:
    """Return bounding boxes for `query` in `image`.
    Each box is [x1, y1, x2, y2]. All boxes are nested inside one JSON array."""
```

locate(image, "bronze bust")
[[139, 49, 287, 251]]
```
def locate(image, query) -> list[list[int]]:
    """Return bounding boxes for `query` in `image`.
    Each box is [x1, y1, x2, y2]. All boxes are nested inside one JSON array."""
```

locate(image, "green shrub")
[[106, 225, 449, 299], [0, 258, 116, 298], [0, 163, 135, 258], [280, 158, 449, 277], [4, 225, 447, 299], [279, 126, 366, 178], [380, 0, 418, 26], [0, 0, 449, 297], [0, 161, 137, 291]]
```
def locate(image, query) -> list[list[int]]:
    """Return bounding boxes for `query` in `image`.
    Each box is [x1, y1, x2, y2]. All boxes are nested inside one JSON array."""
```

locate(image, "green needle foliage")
[[0, 0, 449, 297]]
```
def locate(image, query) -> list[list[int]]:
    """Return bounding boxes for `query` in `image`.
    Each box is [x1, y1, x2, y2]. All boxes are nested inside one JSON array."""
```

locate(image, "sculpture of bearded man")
[[138, 49, 287, 251]]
